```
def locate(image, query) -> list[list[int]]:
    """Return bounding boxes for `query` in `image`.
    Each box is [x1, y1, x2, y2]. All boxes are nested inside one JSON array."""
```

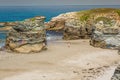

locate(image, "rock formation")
[[5, 16, 47, 53], [63, 18, 92, 40], [46, 8, 120, 48], [1, 8, 120, 49], [90, 19, 120, 49], [46, 8, 120, 40], [45, 19, 65, 31], [0, 22, 16, 31]]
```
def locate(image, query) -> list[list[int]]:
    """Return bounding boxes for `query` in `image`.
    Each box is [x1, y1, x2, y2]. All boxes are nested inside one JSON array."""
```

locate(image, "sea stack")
[[5, 16, 47, 53]]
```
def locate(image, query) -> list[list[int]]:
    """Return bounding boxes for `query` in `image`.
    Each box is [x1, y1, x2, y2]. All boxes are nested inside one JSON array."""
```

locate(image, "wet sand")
[[0, 39, 120, 80]]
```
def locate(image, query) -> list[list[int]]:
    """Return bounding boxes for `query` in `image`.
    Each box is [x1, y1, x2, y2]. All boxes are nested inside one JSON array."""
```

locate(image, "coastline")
[[0, 6, 119, 80], [0, 39, 119, 80]]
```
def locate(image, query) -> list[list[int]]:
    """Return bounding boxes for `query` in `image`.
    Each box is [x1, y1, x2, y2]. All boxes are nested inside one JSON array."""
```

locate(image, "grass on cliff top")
[[116, 10, 120, 16], [30, 18, 36, 21], [95, 17, 112, 25], [76, 8, 120, 22]]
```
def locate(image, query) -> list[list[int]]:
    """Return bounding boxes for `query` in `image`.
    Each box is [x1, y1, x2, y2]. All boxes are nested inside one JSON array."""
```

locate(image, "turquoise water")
[[0, 5, 120, 22], [0, 5, 120, 47]]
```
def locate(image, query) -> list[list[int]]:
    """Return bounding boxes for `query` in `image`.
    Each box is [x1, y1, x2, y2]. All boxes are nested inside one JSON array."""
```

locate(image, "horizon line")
[[0, 5, 120, 6]]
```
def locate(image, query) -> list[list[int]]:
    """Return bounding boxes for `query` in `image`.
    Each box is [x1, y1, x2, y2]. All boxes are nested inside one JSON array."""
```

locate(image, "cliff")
[[45, 8, 120, 49], [1, 8, 120, 49], [46, 8, 120, 40]]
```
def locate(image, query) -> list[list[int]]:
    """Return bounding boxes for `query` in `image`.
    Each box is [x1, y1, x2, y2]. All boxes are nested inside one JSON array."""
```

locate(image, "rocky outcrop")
[[0, 22, 16, 31], [63, 18, 92, 40], [1, 8, 120, 49], [5, 16, 47, 53], [46, 8, 120, 40], [90, 19, 120, 49], [45, 11, 91, 40], [45, 12, 77, 30], [45, 19, 65, 30], [111, 65, 120, 80]]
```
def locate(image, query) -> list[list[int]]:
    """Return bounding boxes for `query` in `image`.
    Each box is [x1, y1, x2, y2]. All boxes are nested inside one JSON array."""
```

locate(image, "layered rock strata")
[[5, 16, 47, 53], [46, 8, 120, 40], [90, 19, 120, 49]]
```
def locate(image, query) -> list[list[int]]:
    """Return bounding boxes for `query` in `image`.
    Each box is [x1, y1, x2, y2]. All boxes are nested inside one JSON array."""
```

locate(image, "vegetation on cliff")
[[45, 8, 120, 42], [95, 17, 112, 25], [77, 8, 120, 22]]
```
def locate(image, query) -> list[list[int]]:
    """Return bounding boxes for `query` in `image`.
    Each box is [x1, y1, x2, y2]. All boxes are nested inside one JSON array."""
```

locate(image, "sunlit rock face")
[[46, 8, 120, 40], [90, 19, 120, 49], [5, 16, 47, 53]]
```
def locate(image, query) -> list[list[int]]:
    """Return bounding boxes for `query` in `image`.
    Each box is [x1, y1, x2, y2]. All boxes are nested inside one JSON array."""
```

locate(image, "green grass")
[[77, 10, 91, 22], [75, 8, 120, 23], [95, 17, 112, 24], [30, 18, 35, 21], [115, 9, 120, 16], [90, 8, 117, 13], [80, 14, 90, 21]]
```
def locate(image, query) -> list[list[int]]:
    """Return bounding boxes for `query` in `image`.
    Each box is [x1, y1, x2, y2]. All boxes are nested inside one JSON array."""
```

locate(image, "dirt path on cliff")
[[0, 39, 119, 80]]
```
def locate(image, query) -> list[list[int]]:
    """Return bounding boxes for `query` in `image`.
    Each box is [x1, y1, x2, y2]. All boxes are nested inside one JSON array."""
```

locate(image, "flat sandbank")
[[0, 39, 119, 80]]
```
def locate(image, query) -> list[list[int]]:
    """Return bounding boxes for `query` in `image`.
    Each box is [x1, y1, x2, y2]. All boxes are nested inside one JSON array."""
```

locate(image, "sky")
[[0, 0, 120, 6]]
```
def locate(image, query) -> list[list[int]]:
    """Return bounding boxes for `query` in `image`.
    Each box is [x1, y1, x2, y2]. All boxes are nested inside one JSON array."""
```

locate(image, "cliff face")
[[46, 8, 120, 40], [46, 8, 120, 48], [90, 25, 120, 49], [45, 12, 76, 31], [5, 16, 47, 53], [45, 12, 77, 30]]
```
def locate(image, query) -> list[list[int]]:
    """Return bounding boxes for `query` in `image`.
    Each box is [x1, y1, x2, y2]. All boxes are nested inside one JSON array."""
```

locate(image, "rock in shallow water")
[[5, 16, 47, 53]]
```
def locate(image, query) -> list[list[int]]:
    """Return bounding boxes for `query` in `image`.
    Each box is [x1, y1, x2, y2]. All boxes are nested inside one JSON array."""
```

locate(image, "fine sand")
[[0, 39, 120, 80]]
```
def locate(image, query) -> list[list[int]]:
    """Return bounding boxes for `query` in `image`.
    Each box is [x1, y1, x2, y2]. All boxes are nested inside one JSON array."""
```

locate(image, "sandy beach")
[[0, 39, 120, 80]]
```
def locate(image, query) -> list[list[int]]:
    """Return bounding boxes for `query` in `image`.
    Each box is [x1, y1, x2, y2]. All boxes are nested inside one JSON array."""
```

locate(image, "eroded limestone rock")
[[5, 16, 47, 53], [46, 8, 120, 40], [90, 19, 120, 49], [63, 19, 91, 40]]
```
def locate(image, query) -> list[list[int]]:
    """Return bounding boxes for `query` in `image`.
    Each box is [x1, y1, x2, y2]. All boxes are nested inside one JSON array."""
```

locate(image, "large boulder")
[[5, 16, 47, 53]]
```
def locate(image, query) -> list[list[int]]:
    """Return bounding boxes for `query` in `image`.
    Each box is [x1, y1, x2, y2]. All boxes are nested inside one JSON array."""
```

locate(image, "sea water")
[[0, 5, 120, 47]]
